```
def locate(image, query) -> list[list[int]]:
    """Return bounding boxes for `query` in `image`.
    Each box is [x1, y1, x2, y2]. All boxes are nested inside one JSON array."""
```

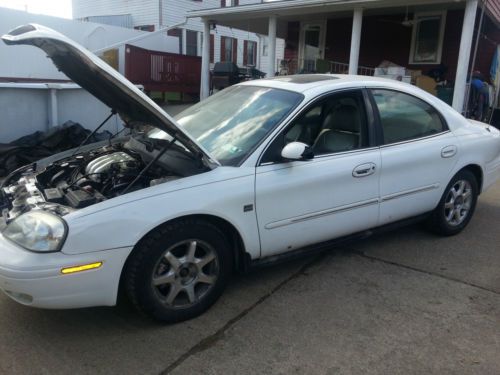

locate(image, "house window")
[[167, 28, 183, 54], [186, 30, 198, 56], [244, 40, 257, 66], [221, 0, 239, 7], [199, 33, 215, 62], [221, 36, 237, 63], [409, 11, 447, 64]]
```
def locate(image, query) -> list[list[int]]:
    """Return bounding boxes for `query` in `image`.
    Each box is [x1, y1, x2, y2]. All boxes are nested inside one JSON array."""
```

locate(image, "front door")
[[299, 21, 326, 73], [255, 90, 380, 257]]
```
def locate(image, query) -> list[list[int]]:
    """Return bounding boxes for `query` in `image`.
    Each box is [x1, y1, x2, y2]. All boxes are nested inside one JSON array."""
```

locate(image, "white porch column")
[[48, 88, 58, 128], [200, 19, 211, 100], [181, 28, 187, 55], [452, 0, 478, 112], [268, 15, 277, 77], [348, 8, 363, 75]]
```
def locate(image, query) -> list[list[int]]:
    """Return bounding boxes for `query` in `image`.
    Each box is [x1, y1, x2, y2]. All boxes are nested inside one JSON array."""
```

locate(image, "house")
[[72, 0, 286, 74], [188, 0, 500, 114]]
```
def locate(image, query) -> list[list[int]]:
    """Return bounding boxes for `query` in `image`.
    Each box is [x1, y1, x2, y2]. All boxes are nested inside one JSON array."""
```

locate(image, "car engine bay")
[[0, 136, 207, 226]]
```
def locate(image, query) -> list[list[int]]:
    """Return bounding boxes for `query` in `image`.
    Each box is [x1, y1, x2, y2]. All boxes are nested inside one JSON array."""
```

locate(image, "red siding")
[[322, 10, 466, 80], [284, 8, 499, 81]]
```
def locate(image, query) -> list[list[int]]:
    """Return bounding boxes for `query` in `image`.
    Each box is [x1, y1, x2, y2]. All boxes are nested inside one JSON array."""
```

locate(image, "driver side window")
[[261, 90, 369, 164]]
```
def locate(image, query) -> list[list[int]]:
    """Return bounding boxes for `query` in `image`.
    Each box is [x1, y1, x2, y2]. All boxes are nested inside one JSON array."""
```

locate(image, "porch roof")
[[187, 0, 466, 37]]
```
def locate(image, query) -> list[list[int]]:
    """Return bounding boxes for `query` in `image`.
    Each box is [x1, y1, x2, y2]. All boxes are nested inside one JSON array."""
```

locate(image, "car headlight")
[[3, 211, 67, 252]]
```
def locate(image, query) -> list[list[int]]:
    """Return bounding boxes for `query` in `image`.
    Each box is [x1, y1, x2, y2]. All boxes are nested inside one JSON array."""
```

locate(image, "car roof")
[[238, 74, 413, 94]]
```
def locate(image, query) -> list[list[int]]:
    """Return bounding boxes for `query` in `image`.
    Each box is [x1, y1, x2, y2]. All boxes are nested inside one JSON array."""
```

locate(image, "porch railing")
[[277, 59, 375, 76], [329, 61, 375, 76], [124, 44, 201, 96]]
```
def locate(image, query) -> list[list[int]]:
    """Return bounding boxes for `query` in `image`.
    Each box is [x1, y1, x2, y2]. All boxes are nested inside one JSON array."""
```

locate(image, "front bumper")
[[0, 234, 132, 309]]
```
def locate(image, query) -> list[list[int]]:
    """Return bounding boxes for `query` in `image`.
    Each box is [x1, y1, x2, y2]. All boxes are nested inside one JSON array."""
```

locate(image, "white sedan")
[[1, 25, 499, 323]]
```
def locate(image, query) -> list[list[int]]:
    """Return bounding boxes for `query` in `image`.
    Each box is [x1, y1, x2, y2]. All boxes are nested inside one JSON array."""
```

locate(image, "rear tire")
[[124, 218, 231, 323], [427, 170, 478, 236]]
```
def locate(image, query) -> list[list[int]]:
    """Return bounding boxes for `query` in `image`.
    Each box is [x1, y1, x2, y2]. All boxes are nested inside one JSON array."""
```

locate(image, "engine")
[[0, 144, 181, 224]]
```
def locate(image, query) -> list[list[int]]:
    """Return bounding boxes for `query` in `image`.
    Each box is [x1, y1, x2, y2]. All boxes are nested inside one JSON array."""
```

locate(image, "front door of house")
[[299, 21, 326, 73]]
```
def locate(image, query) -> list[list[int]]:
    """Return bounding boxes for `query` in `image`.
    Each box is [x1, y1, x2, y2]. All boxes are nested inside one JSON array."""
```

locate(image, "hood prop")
[[121, 135, 178, 195], [72, 109, 117, 156]]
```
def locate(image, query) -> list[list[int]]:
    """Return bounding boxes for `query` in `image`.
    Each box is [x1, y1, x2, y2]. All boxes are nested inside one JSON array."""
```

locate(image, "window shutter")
[[243, 40, 248, 66], [210, 34, 214, 63], [234, 0, 239, 5], [220, 36, 225, 61], [221, 0, 226, 7], [232, 38, 238, 63]]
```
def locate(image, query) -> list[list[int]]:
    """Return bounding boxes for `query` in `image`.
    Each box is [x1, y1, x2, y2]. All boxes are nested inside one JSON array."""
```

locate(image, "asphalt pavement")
[[0, 105, 498, 374], [0, 181, 498, 374]]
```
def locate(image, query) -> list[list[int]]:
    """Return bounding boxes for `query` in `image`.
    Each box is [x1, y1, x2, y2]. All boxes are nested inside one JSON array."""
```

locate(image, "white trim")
[[189, 0, 454, 19], [409, 10, 447, 65]]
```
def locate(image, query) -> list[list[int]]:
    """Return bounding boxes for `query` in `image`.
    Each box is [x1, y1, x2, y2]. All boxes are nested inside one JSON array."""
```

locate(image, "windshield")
[[148, 85, 303, 166]]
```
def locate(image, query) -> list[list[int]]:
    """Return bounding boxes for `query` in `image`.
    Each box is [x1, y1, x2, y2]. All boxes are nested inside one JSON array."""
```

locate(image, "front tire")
[[124, 219, 232, 323], [427, 170, 478, 236]]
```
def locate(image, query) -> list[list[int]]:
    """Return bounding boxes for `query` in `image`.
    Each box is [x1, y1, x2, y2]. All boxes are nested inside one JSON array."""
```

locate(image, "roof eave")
[[187, 0, 457, 19]]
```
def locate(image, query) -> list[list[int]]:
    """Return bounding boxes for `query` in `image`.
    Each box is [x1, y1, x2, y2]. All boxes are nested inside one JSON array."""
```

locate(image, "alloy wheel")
[[444, 179, 473, 227], [152, 239, 219, 308]]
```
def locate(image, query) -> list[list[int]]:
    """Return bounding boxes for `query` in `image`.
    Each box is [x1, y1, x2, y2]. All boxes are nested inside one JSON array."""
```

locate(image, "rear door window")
[[371, 89, 447, 144]]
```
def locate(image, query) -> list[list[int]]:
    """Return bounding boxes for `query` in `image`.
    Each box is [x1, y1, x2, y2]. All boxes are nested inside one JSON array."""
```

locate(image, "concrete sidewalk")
[[0, 182, 498, 374]]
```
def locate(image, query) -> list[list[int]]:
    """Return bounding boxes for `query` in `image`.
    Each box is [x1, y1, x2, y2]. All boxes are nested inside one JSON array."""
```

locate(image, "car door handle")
[[441, 145, 457, 158], [353, 163, 376, 178]]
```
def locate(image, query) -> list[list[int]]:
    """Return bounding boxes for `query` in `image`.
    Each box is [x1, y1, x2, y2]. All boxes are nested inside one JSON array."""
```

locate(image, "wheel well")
[[462, 164, 483, 193], [118, 215, 249, 299]]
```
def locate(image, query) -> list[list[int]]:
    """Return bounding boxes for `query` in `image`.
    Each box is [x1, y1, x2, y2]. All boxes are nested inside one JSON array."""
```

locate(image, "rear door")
[[369, 89, 459, 225]]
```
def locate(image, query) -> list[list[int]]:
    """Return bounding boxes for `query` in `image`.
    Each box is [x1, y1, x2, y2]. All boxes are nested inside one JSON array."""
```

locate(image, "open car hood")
[[1, 24, 219, 167]]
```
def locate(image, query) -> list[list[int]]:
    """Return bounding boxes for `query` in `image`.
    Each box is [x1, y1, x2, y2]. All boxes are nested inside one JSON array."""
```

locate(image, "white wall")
[[72, 0, 285, 72], [258, 35, 285, 75], [73, 0, 159, 28], [0, 84, 122, 143], [0, 6, 178, 80]]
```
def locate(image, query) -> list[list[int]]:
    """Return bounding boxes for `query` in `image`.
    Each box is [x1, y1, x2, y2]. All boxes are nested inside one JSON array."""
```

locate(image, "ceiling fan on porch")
[[378, 6, 415, 27]]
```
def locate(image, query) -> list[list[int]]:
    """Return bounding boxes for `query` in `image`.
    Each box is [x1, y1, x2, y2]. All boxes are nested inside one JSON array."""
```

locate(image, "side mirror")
[[281, 142, 314, 161]]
